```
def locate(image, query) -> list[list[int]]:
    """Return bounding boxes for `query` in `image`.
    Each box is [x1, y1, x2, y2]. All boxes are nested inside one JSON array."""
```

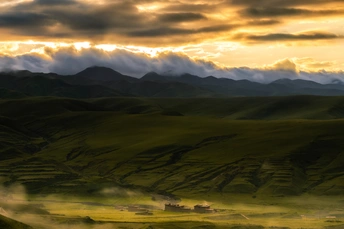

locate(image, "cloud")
[[1, 47, 344, 84], [161, 3, 220, 12], [0, 12, 55, 28], [34, 0, 76, 5], [238, 31, 341, 42], [0, 0, 342, 45], [127, 24, 235, 37], [157, 13, 207, 23], [247, 19, 281, 26], [294, 57, 337, 71], [268, 58, 299, 72], [0, 52, 49, 72], [227, 0, 344, 7], [241, 7, 344, 18], [43, 47, 226, 77], [0, 1, 152, 40], [0, 0, 222, 43]]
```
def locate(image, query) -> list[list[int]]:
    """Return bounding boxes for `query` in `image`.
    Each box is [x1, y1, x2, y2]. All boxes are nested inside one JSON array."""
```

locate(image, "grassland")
[[1, 192, 344, 229], [0, 214, 33, 229], [1, 96, 344, 228]]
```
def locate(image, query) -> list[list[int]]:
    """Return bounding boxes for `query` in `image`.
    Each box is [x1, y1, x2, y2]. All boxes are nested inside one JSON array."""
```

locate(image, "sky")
[[0, 0, 344, 83]]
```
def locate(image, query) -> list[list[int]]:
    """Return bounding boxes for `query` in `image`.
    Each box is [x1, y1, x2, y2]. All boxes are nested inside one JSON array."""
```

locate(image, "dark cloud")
[[241, 7, 343, 18], [161, 3, 220, 12], [0, 1, 154, 39], [227, 0, 344, 7], [0, 0, 342, 44], [46, 2, 149, 31], [198, 24, 236, 33], [33, 0, 77, 6], [1, 48, 343, 84], [157, 13, 207, 23], [128, 24, 234, 37], [8, 0, 80, 11], [128, 27, 192, 37], [0, 0, 229, 41], [240, 31, 340, 41], [0, 12, 55, 28], [247, 19, 281, 26]]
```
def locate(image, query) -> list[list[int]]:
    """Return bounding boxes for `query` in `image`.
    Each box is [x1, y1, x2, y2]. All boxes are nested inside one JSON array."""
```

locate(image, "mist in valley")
[[0, 181, 344, 229]]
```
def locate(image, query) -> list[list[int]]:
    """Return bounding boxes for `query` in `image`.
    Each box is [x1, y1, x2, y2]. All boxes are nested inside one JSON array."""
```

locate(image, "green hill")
[[0, 88, 26, 99], [0, 215, 33, 229], [1, 96, 344, 199]]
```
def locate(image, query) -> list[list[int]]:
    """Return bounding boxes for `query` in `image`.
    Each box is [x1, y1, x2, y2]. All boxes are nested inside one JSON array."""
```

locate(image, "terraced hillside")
[[1, 96, 344, 199]]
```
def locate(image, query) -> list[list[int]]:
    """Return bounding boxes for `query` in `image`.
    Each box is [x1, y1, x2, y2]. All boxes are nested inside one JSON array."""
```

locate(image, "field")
[[1, 96, 344, 228], [1, 191, 344, 229]]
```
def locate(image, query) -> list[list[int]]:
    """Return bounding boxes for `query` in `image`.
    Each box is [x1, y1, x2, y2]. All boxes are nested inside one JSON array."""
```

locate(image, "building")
[[193, 204, 214, 213], [164, 203, 192, 212]]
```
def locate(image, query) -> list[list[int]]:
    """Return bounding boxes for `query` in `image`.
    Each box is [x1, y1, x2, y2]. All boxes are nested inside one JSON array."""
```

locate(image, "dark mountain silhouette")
[[0, 72, 126, 98], [2, 66, 344, 98], [74, 66, 138, 82], [138, 71, 344, 97], [141, 72, 169, 82]]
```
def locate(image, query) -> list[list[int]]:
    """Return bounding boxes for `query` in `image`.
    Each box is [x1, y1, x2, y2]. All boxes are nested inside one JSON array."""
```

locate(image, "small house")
[[194, 204, 214, 213], [164, 203, 192, 212]]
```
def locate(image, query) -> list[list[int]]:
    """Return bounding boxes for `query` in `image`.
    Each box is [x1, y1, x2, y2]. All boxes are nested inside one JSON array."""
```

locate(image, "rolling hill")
[[1, 96, 344, 199], [0, 214, 33, 229]]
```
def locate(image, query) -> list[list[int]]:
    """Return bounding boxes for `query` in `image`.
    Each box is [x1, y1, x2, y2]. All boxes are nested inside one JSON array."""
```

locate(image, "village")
[[113, 202, 343, 224], [115, 203, 216, 216], [164, 203, 215, 213]]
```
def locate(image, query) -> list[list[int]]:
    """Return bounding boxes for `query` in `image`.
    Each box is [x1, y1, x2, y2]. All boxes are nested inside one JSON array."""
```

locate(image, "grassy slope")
[[151, 96, 344, 119], [0, 215, 33, 229], [1, 96, 344, 199]]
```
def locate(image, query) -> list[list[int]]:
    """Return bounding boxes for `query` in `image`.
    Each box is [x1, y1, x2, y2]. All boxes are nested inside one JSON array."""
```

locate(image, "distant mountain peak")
[[331, 79, 344, 85], [142, 72, 162, 77], [271, 78, 294, 83], [87, 66, 113, 70], [75, 66, 137, 82], [180, 73, 198, 78], [271, 78, 322, 86], [77, 66, 121, 75], [204, 76, 217, 80], [3, 70, 33, 77]]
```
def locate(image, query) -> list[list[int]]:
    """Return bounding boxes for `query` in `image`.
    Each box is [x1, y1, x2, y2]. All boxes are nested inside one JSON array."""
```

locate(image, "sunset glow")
[[0, 0, 343, 76]]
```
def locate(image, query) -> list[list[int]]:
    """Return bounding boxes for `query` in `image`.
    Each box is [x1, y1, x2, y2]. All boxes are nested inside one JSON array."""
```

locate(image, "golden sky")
[[0, 0, 343, 77]]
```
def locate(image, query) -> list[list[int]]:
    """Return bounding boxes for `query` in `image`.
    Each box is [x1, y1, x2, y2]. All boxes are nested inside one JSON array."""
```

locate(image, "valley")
[[1, 96, 344, 228]]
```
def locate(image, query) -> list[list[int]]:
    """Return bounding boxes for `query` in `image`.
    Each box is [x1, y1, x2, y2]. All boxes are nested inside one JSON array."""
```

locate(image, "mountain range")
[[1, 66, 344, 98]]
